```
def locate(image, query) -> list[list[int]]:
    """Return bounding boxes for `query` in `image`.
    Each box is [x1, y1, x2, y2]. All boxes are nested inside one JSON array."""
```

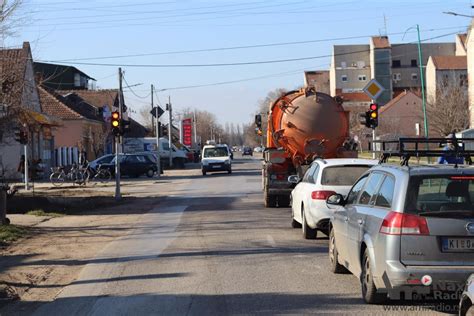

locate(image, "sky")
[[5, 0, 474, 126]]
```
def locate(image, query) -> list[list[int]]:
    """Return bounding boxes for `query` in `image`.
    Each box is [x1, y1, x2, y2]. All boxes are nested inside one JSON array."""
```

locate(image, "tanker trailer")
[[261, 88, 356, 208]]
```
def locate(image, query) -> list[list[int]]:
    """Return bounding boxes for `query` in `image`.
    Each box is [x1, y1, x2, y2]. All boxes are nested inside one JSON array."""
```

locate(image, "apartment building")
[[329, 35, 457, 107], [426, 55, 467, 104], [304, 70, 330, 94]]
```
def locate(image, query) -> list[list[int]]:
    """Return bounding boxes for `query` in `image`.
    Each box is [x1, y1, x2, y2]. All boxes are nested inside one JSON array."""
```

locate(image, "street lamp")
[[403, 25, 428, 138]]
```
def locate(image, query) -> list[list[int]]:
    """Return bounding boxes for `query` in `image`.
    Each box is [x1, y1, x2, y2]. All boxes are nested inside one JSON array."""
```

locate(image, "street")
[[1, 155, 450, 315]]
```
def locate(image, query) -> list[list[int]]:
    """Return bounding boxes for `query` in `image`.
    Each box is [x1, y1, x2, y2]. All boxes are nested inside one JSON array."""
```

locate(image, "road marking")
[[33, 205, 188, 316], [266, 235, 276, 248]]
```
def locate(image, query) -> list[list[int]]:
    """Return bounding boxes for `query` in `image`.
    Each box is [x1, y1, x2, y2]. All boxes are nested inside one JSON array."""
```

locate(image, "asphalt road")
[[31, 155, 451, 315]]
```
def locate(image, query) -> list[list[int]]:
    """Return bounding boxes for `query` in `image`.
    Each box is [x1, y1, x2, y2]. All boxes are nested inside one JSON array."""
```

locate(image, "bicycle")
[[92, 164, 112, 183], [49, 163, 91, 187]]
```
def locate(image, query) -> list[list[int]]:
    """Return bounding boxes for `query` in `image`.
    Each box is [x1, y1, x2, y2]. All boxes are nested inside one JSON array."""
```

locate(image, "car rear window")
[[320, 165, 372, 186], [405, 175, 474, 216]]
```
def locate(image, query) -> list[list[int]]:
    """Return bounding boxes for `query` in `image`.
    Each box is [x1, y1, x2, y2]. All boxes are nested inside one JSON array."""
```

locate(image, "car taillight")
[[311, 190, 336, 200], [379, 211, 429, 235]]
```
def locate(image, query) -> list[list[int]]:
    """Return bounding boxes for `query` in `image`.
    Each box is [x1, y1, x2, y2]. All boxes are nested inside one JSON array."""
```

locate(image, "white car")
[[460, 274, 474, 316], [289, 158, 377, 239], [201, 144, 232, 175]]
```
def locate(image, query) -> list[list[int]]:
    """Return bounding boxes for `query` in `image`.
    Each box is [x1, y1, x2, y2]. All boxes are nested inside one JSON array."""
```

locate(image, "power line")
[[38, 26, 467, 63], [37, 31, 462, 68], [122, 75, 150, 99]]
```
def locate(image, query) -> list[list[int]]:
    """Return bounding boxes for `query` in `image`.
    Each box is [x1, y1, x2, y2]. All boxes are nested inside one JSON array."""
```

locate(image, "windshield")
[[321, 165, 372, 186], [203, 147, 228, 158], [405, 175, 474, 216]]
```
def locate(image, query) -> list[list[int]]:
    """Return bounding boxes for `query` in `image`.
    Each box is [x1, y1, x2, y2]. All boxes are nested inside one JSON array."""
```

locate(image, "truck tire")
[[264, 190, 277, 208]]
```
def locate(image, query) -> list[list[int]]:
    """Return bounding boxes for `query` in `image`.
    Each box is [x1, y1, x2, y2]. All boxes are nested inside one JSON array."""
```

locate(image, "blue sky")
[[7, 0, 474, 125]]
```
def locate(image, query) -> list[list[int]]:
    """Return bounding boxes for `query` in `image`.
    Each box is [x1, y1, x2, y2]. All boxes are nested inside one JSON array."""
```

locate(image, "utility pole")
[[24, 143, 28, 190], [167, 96, 173, 167], [150, 85, 155, 135], [152, 84, 161, 178], [115, 68, 123, 201]]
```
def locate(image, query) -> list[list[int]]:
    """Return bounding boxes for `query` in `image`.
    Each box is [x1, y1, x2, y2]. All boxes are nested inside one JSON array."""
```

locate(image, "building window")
[[411, 59, 417, 67], [341, 75, 348, 82], [74, 73, 81, 87], [392, 60, 401, 68], [460, 74, 468, 87], [392, 73, 401, 81], [341, 62, 347, 68], [411, 73, 418, 80], [358, 75, 367, 81]]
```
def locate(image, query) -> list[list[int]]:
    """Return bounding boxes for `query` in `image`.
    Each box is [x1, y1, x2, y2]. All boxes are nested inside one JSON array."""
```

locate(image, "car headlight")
[[202, 160, 209, 166]]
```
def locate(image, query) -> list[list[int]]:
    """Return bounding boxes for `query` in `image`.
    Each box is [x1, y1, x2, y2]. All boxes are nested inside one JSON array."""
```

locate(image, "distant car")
[[102, 153, 157, 178], [327, 164, 474, 304], [89, 154, 115, 173], [243, 147, 253, 156], [289, 158, 377, 239], [182, 146, 195, 163], [201, 144, 232, 175], [460, 274, 474, 316]]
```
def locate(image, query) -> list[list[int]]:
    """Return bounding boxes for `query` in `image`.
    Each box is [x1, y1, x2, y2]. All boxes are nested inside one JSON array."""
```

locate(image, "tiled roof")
[[431, 55, 467, 70], [379, 90, 423, 114], [458, 33, 467, 48], [38, 86, 82, 120], [337, 91, 372, 102], [56, 89, 118, 109], [372, 36, 390, 49], [0, 43, 29, 108], [59, 93, 104, 122]]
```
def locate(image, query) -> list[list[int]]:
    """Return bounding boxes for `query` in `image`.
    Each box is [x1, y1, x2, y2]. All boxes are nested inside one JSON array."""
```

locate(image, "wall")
[[468, 22, 474, 127], [379, 93, 424, 137]]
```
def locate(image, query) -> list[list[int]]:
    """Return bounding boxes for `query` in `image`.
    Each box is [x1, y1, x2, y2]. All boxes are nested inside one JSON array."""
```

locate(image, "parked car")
[[201, 144, 232, 175], [289, 158, 377, 239], [89, 154, 115, 173], [243, 147, 253, 156], [102, 153, 157, 178], [327, 164, 474, 304], [460, 274, 474, 316], [182, 145, 195, 163]]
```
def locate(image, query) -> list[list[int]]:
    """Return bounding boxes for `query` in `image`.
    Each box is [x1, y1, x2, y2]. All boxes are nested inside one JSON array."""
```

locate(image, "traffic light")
[[111, 111, 121, 135], [255, 114, 262, 128], [368, 103, 378, 128], [161, 125, 168, 136], [122, 119, 131, 134], [359, 112, 370, 128], [14, 128, 28, 144]]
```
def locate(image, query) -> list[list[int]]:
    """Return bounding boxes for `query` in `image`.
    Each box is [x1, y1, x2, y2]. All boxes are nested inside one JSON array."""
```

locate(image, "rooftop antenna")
[[383, 13, 388, 36]]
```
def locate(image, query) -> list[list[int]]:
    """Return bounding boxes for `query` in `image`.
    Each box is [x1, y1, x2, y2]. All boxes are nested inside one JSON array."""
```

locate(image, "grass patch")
[[0, 225, 27, 243], [26, 210, 65, 217]]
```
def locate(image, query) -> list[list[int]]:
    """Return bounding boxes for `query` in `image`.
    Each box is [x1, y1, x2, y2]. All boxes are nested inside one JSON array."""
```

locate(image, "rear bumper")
[[376, 260, 474, 292], [267, 188, 292, 195]]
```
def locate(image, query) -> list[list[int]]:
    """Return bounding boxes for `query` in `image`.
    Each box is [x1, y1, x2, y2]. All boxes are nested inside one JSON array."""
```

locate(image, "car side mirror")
[[288, 175, 300, 184], [326, 193, 345, 206]]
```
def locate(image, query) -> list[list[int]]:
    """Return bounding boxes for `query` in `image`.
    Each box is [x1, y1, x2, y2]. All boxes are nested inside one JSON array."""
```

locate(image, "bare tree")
[[427, 78, 469, 136], [1, 0, 24, 40]]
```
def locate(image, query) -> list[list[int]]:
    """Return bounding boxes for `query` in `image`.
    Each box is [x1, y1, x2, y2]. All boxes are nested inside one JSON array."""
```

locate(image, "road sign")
[[363, 79, 385, 100], [150, 106, 164, 118]]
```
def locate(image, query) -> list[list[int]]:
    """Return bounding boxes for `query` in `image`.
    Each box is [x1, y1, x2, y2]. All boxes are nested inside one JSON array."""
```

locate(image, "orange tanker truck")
[[260, 87, 357, 207]]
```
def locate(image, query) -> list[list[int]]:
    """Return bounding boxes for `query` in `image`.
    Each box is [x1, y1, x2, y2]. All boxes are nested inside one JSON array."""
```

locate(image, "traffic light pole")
[[152, 84, 161, 178], [24, 144, 29, 191], [168, 96, 173, 168], [372, 99, 376, 159], [115, 68, 123, 201]]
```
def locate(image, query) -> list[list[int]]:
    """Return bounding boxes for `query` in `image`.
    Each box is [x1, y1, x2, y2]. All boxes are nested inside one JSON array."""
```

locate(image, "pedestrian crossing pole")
[[115, 68, 123, 201]]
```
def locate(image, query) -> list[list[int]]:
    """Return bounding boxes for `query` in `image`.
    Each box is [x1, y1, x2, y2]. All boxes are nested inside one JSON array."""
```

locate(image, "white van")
[[201, 144, 232, 175]]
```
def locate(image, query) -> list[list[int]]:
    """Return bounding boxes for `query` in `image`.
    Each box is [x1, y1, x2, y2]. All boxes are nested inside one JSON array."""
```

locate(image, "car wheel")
[[202, 169, 207, 176], [302, 206, 317, 239], [264, 190, 277, 208], [329, 228, 347, 274], [146, 169, 154, 178], [228, 168, 232, 174], [291, 207, 302, 228], [361, 248, 386, 304]]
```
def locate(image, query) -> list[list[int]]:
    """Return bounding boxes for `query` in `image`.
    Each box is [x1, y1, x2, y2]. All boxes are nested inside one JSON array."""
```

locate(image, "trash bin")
[[0, 185, 10, 225]]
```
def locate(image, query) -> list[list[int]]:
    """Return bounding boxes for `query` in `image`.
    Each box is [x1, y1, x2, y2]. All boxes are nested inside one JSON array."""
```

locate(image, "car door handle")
[[357, 219, 364, 225], [344, 216, 349, 222]]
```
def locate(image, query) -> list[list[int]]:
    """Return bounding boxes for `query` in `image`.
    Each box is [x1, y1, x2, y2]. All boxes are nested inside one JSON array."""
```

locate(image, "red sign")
[[182, 118, 193, 147]]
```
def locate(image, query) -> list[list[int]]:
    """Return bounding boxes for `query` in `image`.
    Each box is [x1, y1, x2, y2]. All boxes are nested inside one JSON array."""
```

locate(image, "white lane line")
[[266, 235, 277, 248]]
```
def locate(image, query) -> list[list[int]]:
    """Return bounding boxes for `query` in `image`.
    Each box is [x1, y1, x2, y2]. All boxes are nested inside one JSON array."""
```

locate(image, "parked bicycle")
[[49, 163, 91, 187], [91, 164, 112, 183]]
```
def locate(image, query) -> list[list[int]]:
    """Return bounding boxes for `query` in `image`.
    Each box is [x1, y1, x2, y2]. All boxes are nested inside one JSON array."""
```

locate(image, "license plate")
[[212, 165, 221, 169], [442, 238, 474, 252]]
